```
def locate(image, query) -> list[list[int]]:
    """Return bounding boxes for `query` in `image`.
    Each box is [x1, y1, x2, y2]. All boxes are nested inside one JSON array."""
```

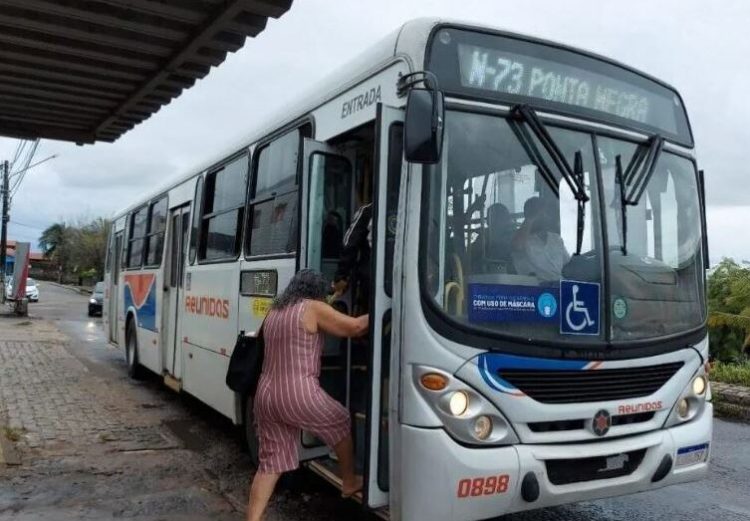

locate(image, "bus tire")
[[243, 395, 260, 467], [125, 317, 145, 380]]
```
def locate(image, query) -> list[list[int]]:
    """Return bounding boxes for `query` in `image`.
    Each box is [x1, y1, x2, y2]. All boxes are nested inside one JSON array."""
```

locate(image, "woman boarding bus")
[[103, 19, 711, 521]]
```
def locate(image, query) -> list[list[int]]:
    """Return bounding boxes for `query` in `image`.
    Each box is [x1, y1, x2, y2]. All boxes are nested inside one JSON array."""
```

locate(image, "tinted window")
[[145, 197, 168, 266], [105, 228, 113, 273], [205, 210, 243, 260], [189, 176, 204, 264], [199, 155, 248, 261], [255, 129, 299, 196], [126, 206, 148, 268], [206, 159, 247, 213], [249, 192, 298, 256]]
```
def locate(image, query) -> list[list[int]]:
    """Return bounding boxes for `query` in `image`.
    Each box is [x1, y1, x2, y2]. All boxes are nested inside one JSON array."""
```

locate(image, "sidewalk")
[[0, 314, 243, 520], [0, 316, 175, 462]]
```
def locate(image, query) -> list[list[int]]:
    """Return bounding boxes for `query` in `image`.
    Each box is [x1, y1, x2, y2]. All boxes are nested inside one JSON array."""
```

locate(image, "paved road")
[[1, 282, 749, 521]]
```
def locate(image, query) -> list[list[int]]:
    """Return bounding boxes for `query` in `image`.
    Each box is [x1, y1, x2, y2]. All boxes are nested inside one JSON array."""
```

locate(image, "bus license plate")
[[675, 443, 708, 467]]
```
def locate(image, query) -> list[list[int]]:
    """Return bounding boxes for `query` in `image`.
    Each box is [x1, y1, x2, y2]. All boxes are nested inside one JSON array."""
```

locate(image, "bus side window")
[[125, 206, 148, 269], [198, 154, 248, 262], [189, 176, 204, 264], [144, 196, 168, 267], [246, 127, 308, 257]]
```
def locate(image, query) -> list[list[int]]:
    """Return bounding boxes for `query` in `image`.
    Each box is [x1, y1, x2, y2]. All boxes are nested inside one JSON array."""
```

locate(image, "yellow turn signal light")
[[420, 373, 448, 391]]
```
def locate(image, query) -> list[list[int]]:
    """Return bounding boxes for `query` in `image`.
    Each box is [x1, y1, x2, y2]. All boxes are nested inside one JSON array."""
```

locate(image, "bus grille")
[[499, 362, 683, 404], [528, 411, 655, 433], [546, 449, 646, 485]]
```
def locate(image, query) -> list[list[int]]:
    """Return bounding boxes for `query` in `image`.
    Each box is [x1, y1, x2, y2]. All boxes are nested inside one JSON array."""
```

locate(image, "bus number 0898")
[[457, 475, 510, 498]]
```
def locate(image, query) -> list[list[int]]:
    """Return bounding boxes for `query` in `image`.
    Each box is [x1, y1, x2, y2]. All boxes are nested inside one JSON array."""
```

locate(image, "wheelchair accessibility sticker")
[[560, 280, 600, 335]]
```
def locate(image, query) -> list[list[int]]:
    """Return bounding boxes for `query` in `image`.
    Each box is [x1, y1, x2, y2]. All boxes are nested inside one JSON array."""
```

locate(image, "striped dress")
[[253, 299, 351, 473]]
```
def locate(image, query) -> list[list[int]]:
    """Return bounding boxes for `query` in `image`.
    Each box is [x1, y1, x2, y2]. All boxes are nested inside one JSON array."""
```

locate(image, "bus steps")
[[163, 374, 182, 393], [305, 460, 390, 519]]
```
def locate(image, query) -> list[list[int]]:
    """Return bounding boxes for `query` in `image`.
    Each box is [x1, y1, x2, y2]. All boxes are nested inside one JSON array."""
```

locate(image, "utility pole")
[[0, 160, 8, 288]]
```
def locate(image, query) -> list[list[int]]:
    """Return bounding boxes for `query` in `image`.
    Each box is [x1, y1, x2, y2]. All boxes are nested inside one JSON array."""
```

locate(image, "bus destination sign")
[[427, 28, 692, 144], [458, 44, 656, 125]]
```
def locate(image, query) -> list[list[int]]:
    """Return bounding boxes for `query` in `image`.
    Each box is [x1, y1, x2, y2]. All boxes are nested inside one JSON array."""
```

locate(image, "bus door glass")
[[300, 138, 354, 461], [164, 205, 190, 379], [109, 231, 123, 343], [365, 104, 403, 508]]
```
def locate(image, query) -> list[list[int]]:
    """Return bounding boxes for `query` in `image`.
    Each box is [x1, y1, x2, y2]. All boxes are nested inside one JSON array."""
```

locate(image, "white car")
[[5, 278, 39, 302]]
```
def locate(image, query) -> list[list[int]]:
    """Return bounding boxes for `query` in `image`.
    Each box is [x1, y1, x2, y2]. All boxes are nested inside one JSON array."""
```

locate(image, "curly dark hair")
[[272, 269, 329, 309]]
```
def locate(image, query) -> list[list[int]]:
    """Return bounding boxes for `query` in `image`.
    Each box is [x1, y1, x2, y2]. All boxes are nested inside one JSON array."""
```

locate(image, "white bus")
[[103, 19, 711, 521]]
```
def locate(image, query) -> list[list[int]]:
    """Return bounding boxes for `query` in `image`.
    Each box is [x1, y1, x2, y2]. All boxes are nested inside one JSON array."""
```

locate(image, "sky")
[[0, 0, 748, 264]]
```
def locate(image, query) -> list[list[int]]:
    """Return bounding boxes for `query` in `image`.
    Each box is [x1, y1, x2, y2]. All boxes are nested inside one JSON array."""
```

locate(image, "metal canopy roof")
[[0, 0, 292, 144]]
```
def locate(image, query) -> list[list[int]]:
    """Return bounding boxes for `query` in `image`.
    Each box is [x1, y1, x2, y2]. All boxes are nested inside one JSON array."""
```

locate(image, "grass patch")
[[711, 361, 750, 387], [2, 426, 23, 442]]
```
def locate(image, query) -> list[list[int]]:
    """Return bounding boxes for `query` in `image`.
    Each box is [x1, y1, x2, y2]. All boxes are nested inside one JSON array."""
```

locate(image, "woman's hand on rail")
[[308, 300, 370, 338]]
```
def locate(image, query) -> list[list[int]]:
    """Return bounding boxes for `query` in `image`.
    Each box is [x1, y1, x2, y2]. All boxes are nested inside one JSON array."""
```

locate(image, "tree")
[[39, 217, 110, 284], [71, 217, 110, 281], [39, 222, 73, 283], [707, 258, 750, 361]]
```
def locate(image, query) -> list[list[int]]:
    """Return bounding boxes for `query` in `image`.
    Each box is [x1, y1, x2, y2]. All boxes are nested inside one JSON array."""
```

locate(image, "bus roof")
[[113, 17, 686, 218]]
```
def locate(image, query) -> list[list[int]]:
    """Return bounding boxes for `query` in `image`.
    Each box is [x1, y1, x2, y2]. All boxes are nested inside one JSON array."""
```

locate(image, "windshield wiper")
[[573, 150, 586, 256], [509, 104, 589, 255], [623, 135, 664, 205], [615, 155, 628, 255], [614, 135, 664, 256]]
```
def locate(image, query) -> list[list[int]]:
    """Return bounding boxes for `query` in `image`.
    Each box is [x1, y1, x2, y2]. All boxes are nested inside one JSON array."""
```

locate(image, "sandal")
[[341, 476, 364, 498]]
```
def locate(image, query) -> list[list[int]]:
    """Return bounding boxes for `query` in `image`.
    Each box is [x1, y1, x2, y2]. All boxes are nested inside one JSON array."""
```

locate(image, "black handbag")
[[225, 323, 265, 396]]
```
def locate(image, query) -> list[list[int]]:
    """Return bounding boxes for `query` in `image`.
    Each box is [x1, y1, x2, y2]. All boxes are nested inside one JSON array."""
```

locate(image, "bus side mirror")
[[404, 88, 444, 164]]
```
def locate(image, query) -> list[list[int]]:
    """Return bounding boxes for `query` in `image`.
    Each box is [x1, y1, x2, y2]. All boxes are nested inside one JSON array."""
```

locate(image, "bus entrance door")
[[364, 104, 403, 509], [300, 138, 355, 462], [163, 205, 190, 384]]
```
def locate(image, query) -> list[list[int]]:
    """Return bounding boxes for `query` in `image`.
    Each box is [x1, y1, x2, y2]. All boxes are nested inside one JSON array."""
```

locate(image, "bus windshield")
[[422, 110, 705, 347]]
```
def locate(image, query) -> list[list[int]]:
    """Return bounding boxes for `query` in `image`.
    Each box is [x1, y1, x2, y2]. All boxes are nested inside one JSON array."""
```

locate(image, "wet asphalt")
[[8, 282, 750, 521]]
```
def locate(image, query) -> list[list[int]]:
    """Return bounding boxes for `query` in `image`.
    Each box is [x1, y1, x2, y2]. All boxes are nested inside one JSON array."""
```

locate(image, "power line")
[[9, 153, 54, 179], [9, 220, 45, 230]]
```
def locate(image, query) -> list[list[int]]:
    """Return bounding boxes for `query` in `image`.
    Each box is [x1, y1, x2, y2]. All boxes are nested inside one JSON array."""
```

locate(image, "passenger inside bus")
[[470, 202, 514, 273], [332, 198, 372, 313], [511, 196, 569, 281]]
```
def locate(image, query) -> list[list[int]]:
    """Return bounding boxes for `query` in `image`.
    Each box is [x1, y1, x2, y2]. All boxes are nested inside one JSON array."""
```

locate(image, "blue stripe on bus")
[[477, 353, 596, 395]]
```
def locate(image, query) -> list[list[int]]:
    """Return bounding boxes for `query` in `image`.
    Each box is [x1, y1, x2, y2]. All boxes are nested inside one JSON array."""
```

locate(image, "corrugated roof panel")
[[0, 0, 294, 143]]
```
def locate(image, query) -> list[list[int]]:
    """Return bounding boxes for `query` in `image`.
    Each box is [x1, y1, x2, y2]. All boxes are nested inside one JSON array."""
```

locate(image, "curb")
[[712, 381, 750, 422], [43, 281, 91, 296]]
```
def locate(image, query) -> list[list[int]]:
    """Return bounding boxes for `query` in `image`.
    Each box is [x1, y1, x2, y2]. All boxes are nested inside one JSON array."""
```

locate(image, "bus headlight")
[[692, 375, 707, 396], [414, 365, 519, 446], [473, 415, 493, 440], [677, 398, 690, 418], [665, 365, 710, 428], [449, 391, 469, 416]]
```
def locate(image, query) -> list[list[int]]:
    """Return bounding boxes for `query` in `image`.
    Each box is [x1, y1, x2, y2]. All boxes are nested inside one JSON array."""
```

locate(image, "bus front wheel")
[[125, 318, 145, 380], [243, 395, 260, 467]]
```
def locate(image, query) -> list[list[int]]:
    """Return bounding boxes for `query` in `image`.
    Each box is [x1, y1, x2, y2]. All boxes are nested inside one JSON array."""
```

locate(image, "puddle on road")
[[162, 420, 208, 452]]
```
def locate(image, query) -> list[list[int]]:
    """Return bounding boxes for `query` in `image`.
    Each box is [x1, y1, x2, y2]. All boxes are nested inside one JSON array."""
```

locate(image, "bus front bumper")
[[398, 403, 712, 521]]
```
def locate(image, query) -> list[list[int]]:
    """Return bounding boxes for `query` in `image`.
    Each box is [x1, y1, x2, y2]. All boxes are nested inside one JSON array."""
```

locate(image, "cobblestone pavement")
[[0, 284, 368, 521]]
